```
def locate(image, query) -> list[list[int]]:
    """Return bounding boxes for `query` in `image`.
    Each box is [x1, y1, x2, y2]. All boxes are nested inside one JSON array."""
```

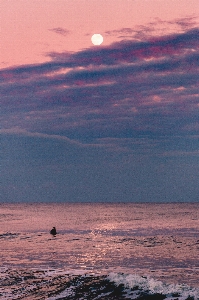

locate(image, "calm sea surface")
[[0, 203, 198, 299]]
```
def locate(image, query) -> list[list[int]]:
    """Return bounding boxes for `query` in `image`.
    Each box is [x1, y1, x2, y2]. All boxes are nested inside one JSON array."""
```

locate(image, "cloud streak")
[[48, 27, 70, 36]]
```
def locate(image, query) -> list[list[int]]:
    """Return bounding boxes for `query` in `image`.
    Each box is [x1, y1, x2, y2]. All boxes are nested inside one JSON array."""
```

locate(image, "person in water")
[[50, 227, 57, 235]]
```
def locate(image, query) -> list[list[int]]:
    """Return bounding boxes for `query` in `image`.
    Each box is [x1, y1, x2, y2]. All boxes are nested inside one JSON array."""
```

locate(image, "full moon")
[[91, 34, 103, 45]]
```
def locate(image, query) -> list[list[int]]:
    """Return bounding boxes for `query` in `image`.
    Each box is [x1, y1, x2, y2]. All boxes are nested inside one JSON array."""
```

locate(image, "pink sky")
[[1, 0, 199, 68]]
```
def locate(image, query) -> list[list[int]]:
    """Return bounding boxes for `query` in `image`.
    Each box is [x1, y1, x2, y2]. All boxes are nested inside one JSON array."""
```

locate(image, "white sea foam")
[[108, 272, 199, 300], [43, 268, 84, 277], [1, 268, 199, 300], [47, 286, 76, 300]]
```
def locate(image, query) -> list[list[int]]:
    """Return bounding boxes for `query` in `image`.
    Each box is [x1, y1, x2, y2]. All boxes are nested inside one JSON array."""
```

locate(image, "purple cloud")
[[0, 27, 199, 156]]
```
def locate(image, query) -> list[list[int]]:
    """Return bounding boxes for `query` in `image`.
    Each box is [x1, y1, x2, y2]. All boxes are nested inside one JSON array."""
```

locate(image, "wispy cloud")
[[104, 16, 198, 40], [1, 27, 199, 156], [48, 27, 70, 36]]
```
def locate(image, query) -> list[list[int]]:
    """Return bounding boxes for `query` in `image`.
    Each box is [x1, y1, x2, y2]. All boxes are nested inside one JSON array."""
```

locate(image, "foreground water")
[[0, 203, 198, 299]]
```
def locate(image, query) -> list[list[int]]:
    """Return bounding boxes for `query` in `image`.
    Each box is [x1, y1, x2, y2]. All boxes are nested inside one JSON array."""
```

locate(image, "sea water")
[[0, 202, 198, 299]]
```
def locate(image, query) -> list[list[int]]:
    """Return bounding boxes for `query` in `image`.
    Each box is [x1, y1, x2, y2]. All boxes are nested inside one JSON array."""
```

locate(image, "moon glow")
[[91, 34, 103, 45]]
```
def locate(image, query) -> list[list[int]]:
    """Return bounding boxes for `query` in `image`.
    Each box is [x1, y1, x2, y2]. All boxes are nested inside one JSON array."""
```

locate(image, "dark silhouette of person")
[[50, 227, 57, 235]]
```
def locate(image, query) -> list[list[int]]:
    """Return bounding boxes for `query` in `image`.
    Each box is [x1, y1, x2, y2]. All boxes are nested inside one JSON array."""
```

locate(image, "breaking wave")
[[0, 268, 198, 299]]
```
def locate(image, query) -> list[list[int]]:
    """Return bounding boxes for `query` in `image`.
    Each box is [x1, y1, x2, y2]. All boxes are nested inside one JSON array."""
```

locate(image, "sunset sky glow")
[[1, 0, 199, 202]]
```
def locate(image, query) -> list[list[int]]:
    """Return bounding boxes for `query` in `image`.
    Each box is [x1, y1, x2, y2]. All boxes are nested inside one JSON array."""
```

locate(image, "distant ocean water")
[[0, 202, 198, 299]]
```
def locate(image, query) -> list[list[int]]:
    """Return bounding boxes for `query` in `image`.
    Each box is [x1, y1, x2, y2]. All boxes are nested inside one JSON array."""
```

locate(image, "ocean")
[[0, 202, 198, 299]]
